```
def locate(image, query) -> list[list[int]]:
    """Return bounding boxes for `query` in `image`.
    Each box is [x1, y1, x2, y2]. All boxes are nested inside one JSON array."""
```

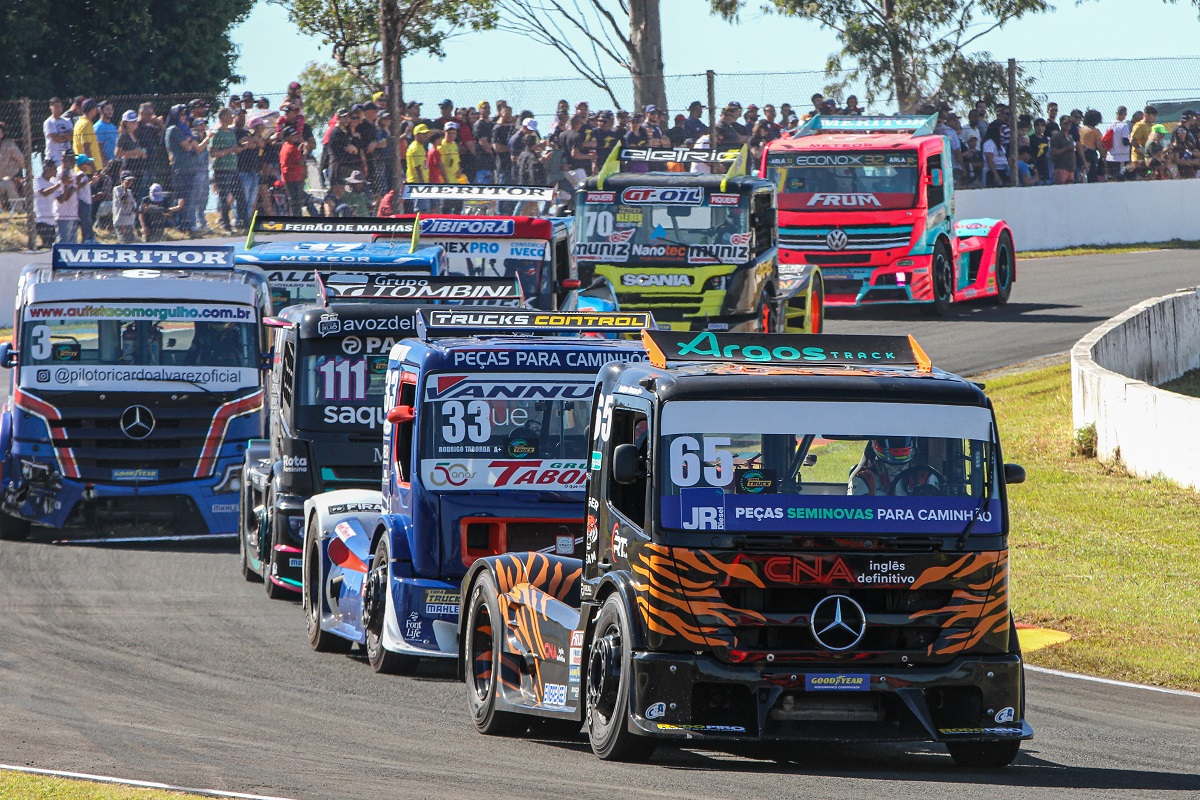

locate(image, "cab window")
[[393, 370, 418, 484], [926, 154, 945, 209], [607, 406, 649, 528], [752, 192, 774, 256]]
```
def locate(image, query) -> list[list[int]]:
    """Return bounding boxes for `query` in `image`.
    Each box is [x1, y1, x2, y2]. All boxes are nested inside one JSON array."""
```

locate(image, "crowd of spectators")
[[7, 83, 1200, 246]]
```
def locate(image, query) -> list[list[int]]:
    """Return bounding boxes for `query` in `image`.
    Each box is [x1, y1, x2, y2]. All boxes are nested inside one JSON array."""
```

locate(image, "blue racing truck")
[[301, 310, 652, 673], [241, 269, 524, 597], [0, 244, 271, 540]]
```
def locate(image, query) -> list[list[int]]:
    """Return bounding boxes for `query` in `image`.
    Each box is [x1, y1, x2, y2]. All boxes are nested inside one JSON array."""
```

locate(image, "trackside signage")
[[52, 244, 235, 269], [643, 330, 929, 369]]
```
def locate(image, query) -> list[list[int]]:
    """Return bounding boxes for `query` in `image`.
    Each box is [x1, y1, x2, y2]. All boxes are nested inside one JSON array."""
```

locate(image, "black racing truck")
[[460, 331, 1031, 766], [240, 271, 522, 597]]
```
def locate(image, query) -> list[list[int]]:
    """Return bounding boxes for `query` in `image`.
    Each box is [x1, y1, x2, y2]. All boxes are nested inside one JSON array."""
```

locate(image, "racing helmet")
[[871, 437, 915, 465]]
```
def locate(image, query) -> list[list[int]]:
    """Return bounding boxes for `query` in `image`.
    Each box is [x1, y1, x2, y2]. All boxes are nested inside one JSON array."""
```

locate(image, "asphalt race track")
[[0, 248, 1199, 799]]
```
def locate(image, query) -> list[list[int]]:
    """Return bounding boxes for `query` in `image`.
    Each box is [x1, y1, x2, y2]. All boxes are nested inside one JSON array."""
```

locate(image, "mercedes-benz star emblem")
[[809, 594, 867, 651], [119, 405, 156, 440], [825, 229, 849, 251]]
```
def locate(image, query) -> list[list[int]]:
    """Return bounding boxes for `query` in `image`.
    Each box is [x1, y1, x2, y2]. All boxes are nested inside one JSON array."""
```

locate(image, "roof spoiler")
[[643, 330, 931, 372], [245, 212, 418, 248], [790, 113, 938, 138], [51, 244, 235, 270], [596, 146, 742, 189], [315, 272, 524, 306], [401, 184, 556, 202], [415, 309, 656, 339]]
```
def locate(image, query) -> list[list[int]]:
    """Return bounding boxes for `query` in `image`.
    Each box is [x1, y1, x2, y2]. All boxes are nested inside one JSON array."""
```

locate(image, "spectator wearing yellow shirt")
[[440, 123, 465, 184], [407, 124, 431, 184], [1130, 105, 1157, 163], [73, 99, 105, 168]]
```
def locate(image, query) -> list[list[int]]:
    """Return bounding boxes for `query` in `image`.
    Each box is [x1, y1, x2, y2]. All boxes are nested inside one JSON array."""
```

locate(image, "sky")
[[228, 0, 1200, 111]]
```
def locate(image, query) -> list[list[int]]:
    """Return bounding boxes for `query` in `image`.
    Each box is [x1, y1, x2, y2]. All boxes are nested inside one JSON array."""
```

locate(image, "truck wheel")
[[263, 488, 289, 600], [239, 479, 261, 582], [0, 513, 30, 542], [304, 518, 351, 654], [947, 739, 1021, 768], [586, 595, 656, 762], [464, 572, 523, 735], [990, 231, 1014, 305], [758, 289, 782, 333], [810, 276, 824, 333], [364, 536, 419, 675], [921, 240, 954, 317]]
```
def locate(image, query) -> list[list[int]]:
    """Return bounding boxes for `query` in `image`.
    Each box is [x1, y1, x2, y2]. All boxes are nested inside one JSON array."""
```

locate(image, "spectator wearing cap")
[[343, 170, 372, 215], [114, 110, 149, 197], [407, 123, 432, 184], [1130, 105, 1157, 164], [644, 106, 671, 166], [210, 108, 242, 230], [53, 162, 80, 243], [559, 114, 596, 178], [622, 112, 652, 173], [33, 160, 59, 248], [509, 116, 539, 163], [743, 104, 760, 130], [64, 96, 85, 123], [236, 117, 267, 222], [165, 105, 203, 233], [804, 93, 824, 122], [279, 124, 309, 216], [1105, 106, 1132, 180], [255, 97, 270, 110], [242, 90, 255, 107], [472, 101, 495, 184], [714, 105, 747, 147], [287, 81, 303, 104], [425, 129, 448, 187], [935, 110, 964, 183], [361, 102, 390, 199], [759, 105, 782, 141], [452, 107, 478, 184], [684, 101, 708, 140], [432, 99, 455, 130], [667, 114, 688, 147], [0, 122, 25, 208], [134, 103, 167, 188], [352, 102, 381, 199], [113, 171, 139, 242], [73, 154, 100, 242], [44, 98, 74, 165], [328, 106, 364, 186], [592, 111, 620, 164], [73, 99, 105, 168], [94, 101, 118, 163], [439, 122, 465, 185], [139, 182, 185, 242]]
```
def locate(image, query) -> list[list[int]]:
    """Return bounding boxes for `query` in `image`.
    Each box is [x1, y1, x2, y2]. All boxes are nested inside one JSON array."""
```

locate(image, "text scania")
[[323, 405, 387, 429], [622, 273, 693, 287]]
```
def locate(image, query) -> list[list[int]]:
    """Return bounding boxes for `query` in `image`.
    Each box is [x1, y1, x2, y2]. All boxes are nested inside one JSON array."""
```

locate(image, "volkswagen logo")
[[809, 594, 867, 651], [825, 229, 849, 251], [119, 405, 156, 440]]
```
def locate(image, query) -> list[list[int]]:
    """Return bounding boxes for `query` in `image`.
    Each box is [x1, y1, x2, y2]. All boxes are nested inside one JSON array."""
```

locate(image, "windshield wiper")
[[139, 376, 218, 394], [954, 477, 993, 551]]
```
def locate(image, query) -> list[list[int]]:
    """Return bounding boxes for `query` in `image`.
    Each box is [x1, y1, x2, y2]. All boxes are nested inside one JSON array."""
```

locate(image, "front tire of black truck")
[[0, 512, 30, 542], [262, 487, 290, 600], [586, 595, 656, 762], [947, 739, 1021, 768], [304, 517, 352, 654], [239, 475, 261, 582], [464, 572, 523, 736], [364, 536, 419, 675]]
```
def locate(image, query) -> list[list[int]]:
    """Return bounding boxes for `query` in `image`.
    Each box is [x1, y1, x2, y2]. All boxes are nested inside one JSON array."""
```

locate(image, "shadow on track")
[[825, 303, 1108, 326]]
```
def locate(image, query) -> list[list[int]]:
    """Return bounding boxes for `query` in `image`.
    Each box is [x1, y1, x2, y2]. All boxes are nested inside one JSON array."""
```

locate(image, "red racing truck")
[[761, 115, 1015, 315]]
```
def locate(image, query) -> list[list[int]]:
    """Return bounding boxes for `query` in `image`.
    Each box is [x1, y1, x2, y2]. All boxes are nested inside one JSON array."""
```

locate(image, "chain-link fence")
[[4, 58, 1200, 249]]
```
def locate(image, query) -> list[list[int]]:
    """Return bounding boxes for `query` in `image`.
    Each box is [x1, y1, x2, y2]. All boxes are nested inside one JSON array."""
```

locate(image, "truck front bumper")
[[625, 651, 1031, 743]]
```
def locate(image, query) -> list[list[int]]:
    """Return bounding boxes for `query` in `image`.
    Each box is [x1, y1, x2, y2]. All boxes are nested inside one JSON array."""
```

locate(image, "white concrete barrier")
[[956, 180, 1200, 252], [1071, 288, 1200, 489]]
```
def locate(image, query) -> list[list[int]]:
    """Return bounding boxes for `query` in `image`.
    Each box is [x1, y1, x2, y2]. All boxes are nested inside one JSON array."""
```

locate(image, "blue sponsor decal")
[[806, 674, 869, 691], [661, 494, 1002, 535], [421, 218, 515, 236]]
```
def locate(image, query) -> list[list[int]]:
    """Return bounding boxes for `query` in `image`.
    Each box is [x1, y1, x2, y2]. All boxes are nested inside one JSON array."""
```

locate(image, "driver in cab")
[[848, 437, 940, 496]]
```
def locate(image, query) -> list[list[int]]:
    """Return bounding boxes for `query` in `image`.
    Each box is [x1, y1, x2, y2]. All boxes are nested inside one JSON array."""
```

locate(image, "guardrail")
[[1071, 287, 1200, 489]]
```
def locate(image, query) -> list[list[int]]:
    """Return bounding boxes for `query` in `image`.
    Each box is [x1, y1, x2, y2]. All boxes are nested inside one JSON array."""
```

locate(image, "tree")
[[296, 61, 378, 122], [0, 0, 253, 100], [497, 0, 666, 111], [937, 53, 1042, 116], [710, 0, 1048, 113], [274, 0, 497, 190]]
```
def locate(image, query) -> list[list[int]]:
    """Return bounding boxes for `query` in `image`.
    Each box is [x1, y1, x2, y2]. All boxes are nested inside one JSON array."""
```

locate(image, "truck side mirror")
[[927, 168, 944, 187], [0, 342, 16, 368], [611, 443, 644, 485], [263, 317, 292, 329], [387, 405, 415, 424], [260, 351, 273, 371], [1003, 463, 1025, 485]]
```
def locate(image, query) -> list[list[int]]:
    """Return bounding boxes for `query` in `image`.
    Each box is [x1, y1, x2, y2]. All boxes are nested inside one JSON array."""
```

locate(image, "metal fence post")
[[20, 98, 35, 250], [1007, 59, 1018, 187], [706, 70, 716, 134]]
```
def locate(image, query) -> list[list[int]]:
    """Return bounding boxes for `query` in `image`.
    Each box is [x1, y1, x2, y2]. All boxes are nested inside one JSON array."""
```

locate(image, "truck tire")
[[239, 478, 261, 582], [263, 487, 290, 600], [0, 512, 30, 542], [304, 517, 352, 654], [921, 239, 954, 317], [810, 276, 824, 333], [758, 288, 782, 333], [464, 572, 523, 735], [586, 595, 656, 762], [947, 739, 1021, 768], [990, 231, 1014, 305], [364, 536, 419, 675]]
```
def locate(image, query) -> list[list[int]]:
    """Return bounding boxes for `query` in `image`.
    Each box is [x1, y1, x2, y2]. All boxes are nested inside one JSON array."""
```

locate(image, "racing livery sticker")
[[619, 187, 704, 206], [420, 459, 588, 491], [574, 241, 631, 262]]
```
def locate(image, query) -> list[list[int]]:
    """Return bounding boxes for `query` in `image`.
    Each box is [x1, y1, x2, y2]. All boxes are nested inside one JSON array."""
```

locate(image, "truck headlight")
[[702, 275, 730, 292], [213, 463, 242, 495]]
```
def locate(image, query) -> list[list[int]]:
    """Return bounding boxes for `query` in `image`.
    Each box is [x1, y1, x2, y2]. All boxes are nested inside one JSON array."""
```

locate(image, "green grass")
[[0, 770, 211, 799], [990, 362, 1200, 690], [1020, 239, 1200, 259], [1159, 368, 1200, 398]]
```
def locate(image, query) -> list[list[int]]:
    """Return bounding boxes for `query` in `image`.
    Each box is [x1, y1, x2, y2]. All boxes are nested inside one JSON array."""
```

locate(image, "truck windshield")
[[417, 372, 593, 491], [20, 302, 258, 391], [657, 400, 1000, 535], [576, 193, 751, 262], [296, 343, 390, 432], [765, 150, 919, 211]]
